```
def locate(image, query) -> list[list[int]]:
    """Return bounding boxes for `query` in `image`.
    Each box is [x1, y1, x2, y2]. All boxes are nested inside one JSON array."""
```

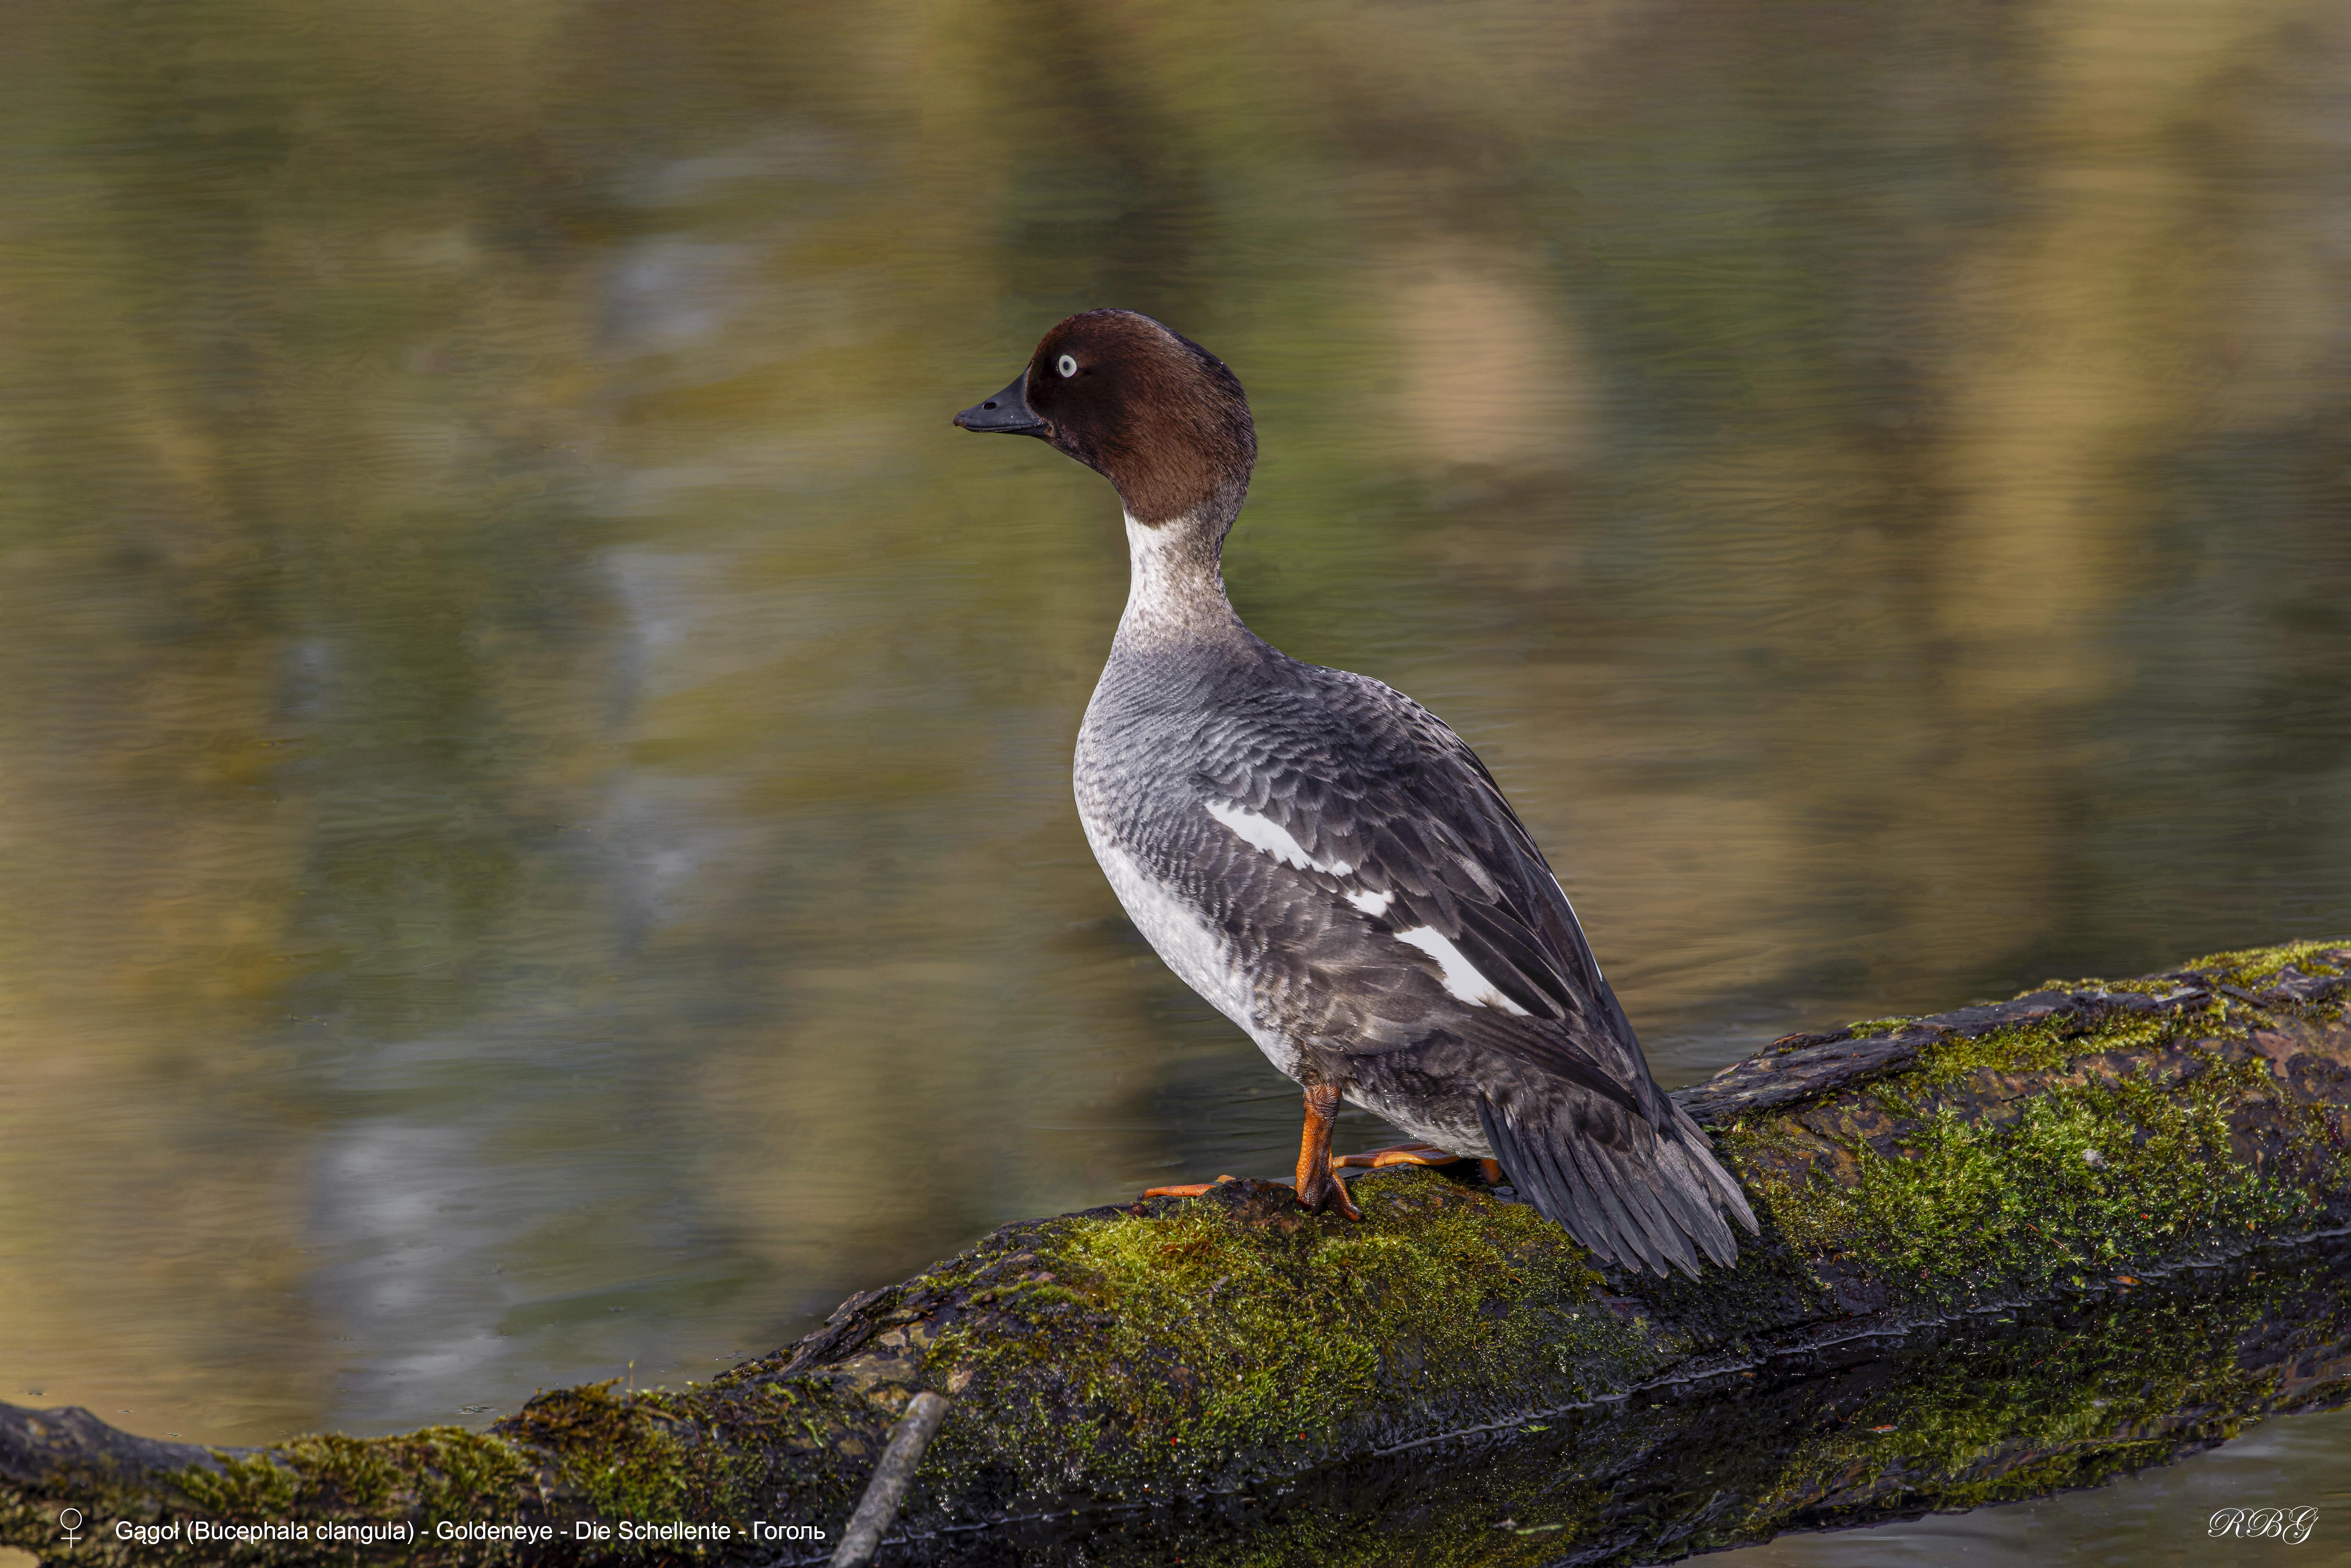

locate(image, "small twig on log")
[[828, 1391, 949, 1568]]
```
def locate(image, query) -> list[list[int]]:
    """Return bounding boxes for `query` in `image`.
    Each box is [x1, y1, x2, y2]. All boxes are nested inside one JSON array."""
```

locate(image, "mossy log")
[[6, 940, 2349, 1566]]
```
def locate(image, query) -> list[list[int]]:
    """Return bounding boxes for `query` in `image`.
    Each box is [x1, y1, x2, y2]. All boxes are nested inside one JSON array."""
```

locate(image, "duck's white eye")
[[1057, 354, 1078, 378]]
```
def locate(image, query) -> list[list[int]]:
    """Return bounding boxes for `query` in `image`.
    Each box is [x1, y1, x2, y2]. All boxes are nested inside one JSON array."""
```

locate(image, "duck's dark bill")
[[954, 373, 1047, 436]]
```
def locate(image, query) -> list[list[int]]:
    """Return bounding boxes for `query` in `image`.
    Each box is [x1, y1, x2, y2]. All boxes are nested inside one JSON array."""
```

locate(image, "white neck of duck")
[[1116, 508, 1248, 649]]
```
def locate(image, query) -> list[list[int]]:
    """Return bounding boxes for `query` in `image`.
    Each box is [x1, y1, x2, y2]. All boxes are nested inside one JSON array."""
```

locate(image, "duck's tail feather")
[[1478, 1090, 1758, 1280]]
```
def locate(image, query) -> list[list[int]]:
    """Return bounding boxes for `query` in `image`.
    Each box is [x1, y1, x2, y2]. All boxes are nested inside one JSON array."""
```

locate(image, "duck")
[[954, 308, 1759, 1278]]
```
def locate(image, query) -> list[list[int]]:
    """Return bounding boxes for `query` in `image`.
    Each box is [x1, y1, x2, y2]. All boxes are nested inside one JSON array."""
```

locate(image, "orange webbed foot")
[[1331, 1141, 1469, 1170], [1141, 1175, 1244, 1199]]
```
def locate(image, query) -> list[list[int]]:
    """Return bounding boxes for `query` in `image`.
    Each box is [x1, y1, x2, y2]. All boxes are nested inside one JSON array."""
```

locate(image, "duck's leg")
[[1138, 1082, 1378, 1209], [1292, 1082, 1362, 1219]]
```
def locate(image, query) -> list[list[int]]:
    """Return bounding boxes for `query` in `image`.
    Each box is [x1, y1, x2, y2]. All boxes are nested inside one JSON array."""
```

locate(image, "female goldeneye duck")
[[954, 308, 1759, 1278]]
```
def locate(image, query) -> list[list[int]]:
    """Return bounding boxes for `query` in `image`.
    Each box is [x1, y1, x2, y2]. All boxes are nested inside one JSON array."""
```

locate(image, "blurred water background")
[[2, 1, 2348, 1561]]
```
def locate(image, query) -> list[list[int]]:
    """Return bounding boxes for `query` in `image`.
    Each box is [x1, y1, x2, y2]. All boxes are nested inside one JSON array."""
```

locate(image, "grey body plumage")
[[961, 308, 1758, 1277]]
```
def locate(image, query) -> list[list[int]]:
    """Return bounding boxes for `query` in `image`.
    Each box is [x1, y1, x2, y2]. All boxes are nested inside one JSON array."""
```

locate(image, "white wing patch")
[[1204, 799, 1524, 1015], [1394, 925, 1531, 1015], [1204, 798, 1355, 876]]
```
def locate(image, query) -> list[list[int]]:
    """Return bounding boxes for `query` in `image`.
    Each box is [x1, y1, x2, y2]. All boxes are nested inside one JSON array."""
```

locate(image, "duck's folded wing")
[[1191, 674, 1760, 1273], [1193, 676, 1641, 1087]]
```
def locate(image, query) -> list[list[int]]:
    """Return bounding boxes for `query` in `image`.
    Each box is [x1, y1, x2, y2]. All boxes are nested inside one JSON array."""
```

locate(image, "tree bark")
[[5, 940, 2348, 1566]]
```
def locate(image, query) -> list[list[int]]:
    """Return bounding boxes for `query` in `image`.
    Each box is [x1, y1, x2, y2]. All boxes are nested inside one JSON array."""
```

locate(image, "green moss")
[[2034, 973, 2180, 995], [916, 1170, 1649, 1495], [2180, 937, 2348, 987], [1822, 936, 2351, 1133], [1746, 1052, 2321, 1304], [1814, 939, 2351, 1100], [527, 1385, 699, 1521], [176, 1427, 537, 1521], [1895, 1007, 2186, 1093], [175, 1451, 301, 1518], [153, 1427, 544, 1564], [1738, 1270, 2303, 1535], [897, 1248, 2351, 1565], [2039, 936, 2349, 994], [491, 1377, 868, 1545]]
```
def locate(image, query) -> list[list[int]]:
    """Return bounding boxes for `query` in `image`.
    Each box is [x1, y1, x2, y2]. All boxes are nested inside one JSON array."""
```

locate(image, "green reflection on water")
[[0, 9, 2344, 1548]]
